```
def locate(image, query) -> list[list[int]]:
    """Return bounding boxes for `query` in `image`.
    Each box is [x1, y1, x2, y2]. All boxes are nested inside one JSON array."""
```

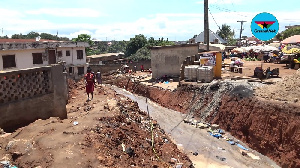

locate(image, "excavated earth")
[[0, 80, 192, 168], [109, 72, 300, 168]]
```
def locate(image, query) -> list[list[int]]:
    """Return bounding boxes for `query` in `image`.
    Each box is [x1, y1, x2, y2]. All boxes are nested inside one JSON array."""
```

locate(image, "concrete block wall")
[[150, 44, 199, 79], [0, 65, 67, 132], [89, 60, 151, 73]]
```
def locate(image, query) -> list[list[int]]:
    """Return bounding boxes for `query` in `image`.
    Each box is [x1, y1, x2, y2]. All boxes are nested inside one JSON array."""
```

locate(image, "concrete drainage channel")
[[111, 85, 279, 168]]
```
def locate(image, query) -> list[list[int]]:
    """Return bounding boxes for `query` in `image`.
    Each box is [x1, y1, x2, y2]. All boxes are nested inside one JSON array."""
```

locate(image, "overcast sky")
[[1, 0, 299, 41]]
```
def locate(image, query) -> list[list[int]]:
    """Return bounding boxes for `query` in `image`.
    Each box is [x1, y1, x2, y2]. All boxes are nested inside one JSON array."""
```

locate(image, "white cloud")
[[26, 8, 102, 17], [1, 6, 300, 41], [196, 0, 242, 4]]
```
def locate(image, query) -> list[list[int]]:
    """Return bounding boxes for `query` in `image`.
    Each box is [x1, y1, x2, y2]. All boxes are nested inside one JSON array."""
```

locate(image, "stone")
[[211, 124, 219, 130], [197, 123, 207, 129]]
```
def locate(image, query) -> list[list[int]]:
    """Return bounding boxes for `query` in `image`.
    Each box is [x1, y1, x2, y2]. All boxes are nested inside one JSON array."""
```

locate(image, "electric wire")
[[208, 7, 221, 30]]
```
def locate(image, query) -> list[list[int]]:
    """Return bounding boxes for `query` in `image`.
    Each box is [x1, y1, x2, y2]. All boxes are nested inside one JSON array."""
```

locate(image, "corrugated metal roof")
[[281, 35, 300, 44], [195, 30, 227, 44]]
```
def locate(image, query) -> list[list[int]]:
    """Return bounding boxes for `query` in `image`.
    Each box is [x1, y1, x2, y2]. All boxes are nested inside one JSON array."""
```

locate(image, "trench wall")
[[112, 78, 300, 168], [0, 65, 68, 132]]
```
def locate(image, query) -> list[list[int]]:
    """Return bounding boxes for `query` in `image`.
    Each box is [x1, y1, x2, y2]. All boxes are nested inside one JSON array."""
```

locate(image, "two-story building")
[[0, 39, 89, 78]]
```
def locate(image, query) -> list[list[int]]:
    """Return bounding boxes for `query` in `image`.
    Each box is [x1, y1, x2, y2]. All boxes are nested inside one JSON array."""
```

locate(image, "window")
[[66, 50, 70, 56], [77, 50, 83, 59], [57, 51, 62, 57], [2, 55, 16, 68], [32, 53, 43, 64], [69, 67, 73, 74], [78, 67, 84, 75]]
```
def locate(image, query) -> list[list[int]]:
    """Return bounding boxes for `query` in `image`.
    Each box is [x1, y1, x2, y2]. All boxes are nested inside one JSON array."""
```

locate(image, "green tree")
[[72, 34, 94, 56], [11, 33, 26, 39], [128, 46, 151, 61], [216, 24, 235, 41], [26, 31, 40, 39], [277, 27, 300, 40], [40, 33, 56, 40], [125, 34, 147, 57], [0, 35, 9, 39]]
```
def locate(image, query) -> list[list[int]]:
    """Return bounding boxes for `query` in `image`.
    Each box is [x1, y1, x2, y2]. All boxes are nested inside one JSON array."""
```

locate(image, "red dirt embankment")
[[113, 78, 300, 168]]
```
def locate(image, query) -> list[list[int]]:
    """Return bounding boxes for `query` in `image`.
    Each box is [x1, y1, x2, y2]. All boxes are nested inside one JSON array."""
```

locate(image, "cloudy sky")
[[1, 0, 299, 41]]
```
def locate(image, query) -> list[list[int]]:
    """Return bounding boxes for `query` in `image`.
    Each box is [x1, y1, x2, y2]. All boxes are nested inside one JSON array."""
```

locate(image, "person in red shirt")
[[84, 68, 95, 101]]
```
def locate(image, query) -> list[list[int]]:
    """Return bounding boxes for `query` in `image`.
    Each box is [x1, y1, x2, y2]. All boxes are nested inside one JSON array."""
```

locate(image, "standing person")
[[133, 65, 137, 73], [141, 65, 144, 72], [84, 68, 95, 101], [96, 70, 102, 85]]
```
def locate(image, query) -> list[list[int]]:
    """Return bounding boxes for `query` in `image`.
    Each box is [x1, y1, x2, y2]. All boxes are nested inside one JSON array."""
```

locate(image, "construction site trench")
[[108, 75, 300, 168]]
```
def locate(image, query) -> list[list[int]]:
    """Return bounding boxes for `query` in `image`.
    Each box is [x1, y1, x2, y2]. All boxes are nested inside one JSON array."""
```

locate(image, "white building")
[[0, 39, 89, 77]]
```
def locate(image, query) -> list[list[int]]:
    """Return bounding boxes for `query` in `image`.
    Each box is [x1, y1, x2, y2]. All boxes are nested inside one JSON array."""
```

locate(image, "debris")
[[121, 143, 126, 152], [237, 144, 249, 151], [183, 119, 190, 123], [175, 163, 183, 168], [218, 129, 225, 134], [216, 156, 226, 161], [247, 153, 260, 160], [211, 124, 219, 131], [0, 128, 5, 135], [73, 121, 79, 126], [197, 123, 208, 129], [209, 132, 222, 139], [125, 147, 134, 157], [227, 141, 235, 145], [170, 158, 177, 164], [217, 147, 225, 151], [242, 151, 248, 156]]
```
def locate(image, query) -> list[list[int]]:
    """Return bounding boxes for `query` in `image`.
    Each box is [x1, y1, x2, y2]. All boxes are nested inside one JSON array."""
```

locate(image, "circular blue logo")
[[251, 12, 279, 41]]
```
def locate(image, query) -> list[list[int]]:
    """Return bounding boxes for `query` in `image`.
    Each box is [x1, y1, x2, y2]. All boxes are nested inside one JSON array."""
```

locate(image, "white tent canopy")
[[233, 45, 279, 53]]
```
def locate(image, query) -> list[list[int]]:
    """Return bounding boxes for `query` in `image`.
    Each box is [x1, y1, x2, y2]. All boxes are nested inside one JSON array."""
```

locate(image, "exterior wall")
[[56, 47, 87, 78], [0, 65, 67, 132], [0, 46, 87, 78], [89, 60, 151, 73], [151, 44, 199, 79], [0, 49, 48, 71], [56, 47, 86, 66]]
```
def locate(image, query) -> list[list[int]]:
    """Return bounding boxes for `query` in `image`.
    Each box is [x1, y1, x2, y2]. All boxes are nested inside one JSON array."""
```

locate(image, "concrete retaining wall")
[[0, 65, 67, 132]]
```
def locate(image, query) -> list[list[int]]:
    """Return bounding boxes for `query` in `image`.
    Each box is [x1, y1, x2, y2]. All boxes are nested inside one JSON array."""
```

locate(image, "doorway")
[[48, 50, 56, 64]]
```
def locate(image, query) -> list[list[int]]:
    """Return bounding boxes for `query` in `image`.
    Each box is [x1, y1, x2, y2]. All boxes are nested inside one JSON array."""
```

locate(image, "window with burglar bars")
[[2, 55, 16, 69], [32, 53, 43, 64], [77, 50, 83, 59]]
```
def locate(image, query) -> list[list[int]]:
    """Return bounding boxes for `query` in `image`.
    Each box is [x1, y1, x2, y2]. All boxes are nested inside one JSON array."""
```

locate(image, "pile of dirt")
[[255, 70, 300, 104], [0, 81, 192, 168], [112, 77, 300, 168]]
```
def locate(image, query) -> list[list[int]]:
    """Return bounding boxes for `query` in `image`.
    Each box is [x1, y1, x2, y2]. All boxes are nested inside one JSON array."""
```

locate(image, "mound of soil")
[[0, 81, 192, 168]]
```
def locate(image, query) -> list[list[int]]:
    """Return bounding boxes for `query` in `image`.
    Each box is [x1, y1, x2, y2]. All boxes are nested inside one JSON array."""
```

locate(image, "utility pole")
[[204, 0, 209, 51], [237, 21, 246, 46]]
